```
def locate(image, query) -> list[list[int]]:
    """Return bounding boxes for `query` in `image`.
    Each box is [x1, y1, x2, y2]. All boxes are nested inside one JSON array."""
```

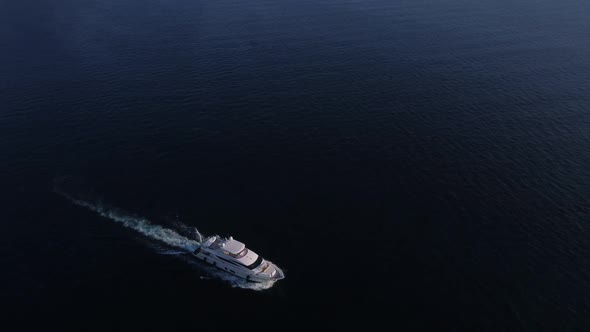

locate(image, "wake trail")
[[56, 189, 200, 250]]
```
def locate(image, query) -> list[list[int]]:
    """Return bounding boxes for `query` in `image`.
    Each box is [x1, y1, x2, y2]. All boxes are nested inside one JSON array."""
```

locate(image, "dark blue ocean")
[[2, 0, 590, 329]]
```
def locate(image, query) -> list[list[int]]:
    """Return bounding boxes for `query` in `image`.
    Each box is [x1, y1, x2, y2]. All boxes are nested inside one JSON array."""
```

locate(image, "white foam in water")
[[157, 249, 187, 255], [59, 193, 200, 249], [55, 184, 276, 291]]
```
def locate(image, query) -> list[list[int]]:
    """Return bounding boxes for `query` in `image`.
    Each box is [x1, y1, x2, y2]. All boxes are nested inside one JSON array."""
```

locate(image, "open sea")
[[2, 0, 590, 330]]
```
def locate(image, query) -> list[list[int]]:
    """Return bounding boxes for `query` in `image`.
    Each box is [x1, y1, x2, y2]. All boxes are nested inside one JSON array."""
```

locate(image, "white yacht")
[[192, 235, 284, 283]]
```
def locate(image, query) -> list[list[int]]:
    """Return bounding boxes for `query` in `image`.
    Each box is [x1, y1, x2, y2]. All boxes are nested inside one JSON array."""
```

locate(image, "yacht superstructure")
[[192, 235, 284, 283]]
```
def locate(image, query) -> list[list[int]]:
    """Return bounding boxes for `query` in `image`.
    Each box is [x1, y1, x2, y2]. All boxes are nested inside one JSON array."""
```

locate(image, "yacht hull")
[[192, 249, 283, 283]]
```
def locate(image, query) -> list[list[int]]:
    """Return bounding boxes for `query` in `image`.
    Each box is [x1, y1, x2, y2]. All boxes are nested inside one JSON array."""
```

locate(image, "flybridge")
[[220, 237, 247, 256]]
